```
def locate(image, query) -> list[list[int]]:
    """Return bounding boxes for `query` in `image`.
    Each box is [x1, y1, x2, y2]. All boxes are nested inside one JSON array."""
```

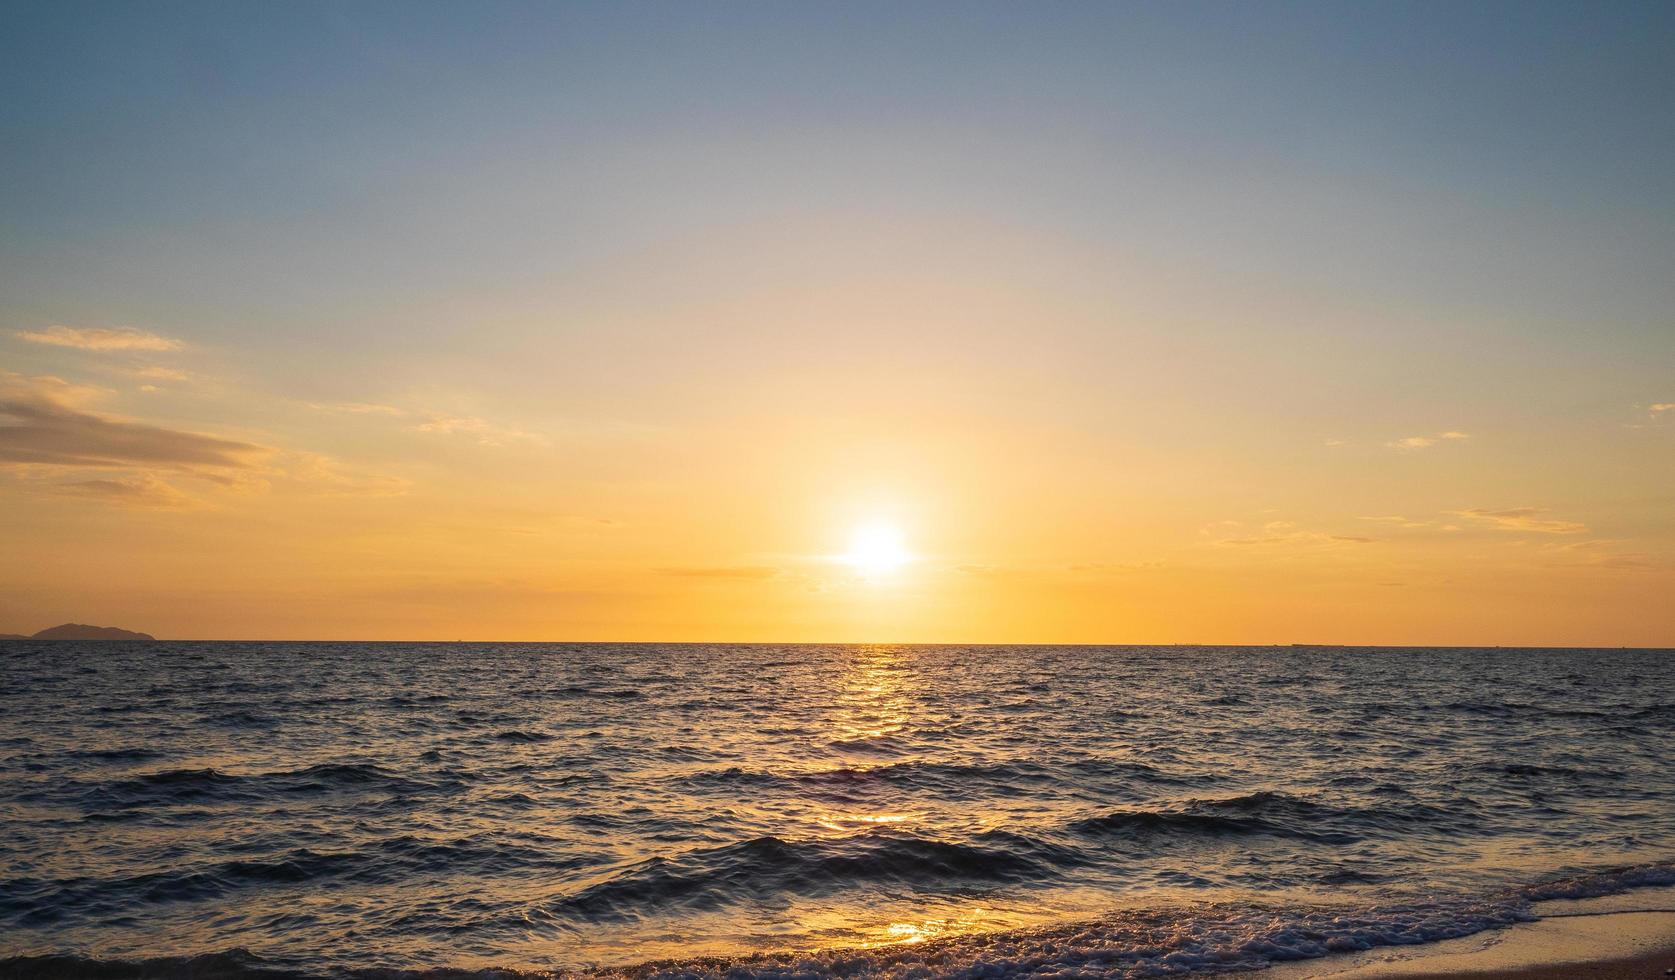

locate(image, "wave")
[[492, 729, 555, 742], [66, 747, 163, 762], [534, 684, 644, 700], [549, 830, 1056, 921], [684, 758, 1188, 797], [0, 950, 299, 980], [4, 836, 603, 921], [10, 861, 1673, 979], [53, 763, 468, 811], [1070, 791, 1481, 846], [1520, 861, 1675, 901]]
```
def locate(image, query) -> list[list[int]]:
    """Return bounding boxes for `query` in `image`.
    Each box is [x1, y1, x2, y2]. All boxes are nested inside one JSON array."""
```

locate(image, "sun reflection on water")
[[826, 645, 914, 748], [813, 812, 913, 832], [862, 907, 1013, 948]]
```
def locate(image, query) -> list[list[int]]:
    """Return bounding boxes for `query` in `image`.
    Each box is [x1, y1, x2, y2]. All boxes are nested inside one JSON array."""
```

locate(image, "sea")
[[2, 643, 1672, 978]]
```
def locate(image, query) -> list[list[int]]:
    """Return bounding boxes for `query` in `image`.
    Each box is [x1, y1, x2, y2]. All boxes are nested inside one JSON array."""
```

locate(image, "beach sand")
[[1256, 888, 1675, 980]]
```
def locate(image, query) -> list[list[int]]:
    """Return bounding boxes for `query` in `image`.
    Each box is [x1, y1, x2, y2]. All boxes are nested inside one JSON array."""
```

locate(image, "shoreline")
[[1256, 889, 1675, 979], [4, 893, 1674, 979]]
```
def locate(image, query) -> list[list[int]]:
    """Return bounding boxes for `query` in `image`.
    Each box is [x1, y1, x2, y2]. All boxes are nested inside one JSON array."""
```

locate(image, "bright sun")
[[843, 521, 911, 575]]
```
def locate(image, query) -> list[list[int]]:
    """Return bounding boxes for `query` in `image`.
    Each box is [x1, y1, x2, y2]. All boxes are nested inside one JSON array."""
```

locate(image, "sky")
[[2, 0, 1672, 644]]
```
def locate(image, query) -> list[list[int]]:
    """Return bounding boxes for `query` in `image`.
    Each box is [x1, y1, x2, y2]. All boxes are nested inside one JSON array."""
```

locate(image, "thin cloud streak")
[[1453, 507, 1587, 535], [16, 325, 184, 352], [309, 401, 544, 446], [1388, 431, 1470, 451], [52, 475, 197, 509]]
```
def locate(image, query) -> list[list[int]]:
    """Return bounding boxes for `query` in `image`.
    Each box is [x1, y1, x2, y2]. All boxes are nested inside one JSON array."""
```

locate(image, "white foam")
[[629, 900, 1532, 979], [629, 863, 1675, 980]]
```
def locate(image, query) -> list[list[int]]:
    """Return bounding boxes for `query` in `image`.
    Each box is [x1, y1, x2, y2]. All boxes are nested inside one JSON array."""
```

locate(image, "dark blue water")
[[1, 644, 1672, 978]]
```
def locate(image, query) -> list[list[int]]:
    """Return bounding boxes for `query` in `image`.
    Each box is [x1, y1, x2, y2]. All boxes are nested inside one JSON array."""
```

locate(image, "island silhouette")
[[2, 624, 156, 641]]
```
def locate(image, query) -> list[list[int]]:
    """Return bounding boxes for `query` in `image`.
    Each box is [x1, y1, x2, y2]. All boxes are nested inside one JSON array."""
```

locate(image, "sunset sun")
[[842, 521, 911, 576]]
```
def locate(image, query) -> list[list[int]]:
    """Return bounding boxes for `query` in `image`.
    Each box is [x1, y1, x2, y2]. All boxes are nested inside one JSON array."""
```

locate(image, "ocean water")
[[1, 643, 1673, 979]]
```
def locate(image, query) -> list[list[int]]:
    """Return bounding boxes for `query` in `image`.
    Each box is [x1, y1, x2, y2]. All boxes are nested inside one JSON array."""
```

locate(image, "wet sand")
[[1258, 888, 1675, 980]]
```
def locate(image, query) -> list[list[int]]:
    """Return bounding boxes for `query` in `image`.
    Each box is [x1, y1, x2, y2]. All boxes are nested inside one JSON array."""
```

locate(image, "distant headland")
[[0, 624, 156, 641]]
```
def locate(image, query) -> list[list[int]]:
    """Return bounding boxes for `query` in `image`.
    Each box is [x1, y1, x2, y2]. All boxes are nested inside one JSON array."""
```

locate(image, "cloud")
[[309, 401, 543, 446], [1390, 436, 1435, 449], [278, 451, 410, 498], [308, 401, 406, 416], [51, 475, 197, 509], [1452, 506, 1587, 535], [0, 371, 266, 469], [0, 373, 104, 409], [413, 414, 543, 446], [656, 565, 779, 580], [1537, 538, 1657, 570], [16, 325, 184, 352], [1388, 431, 1469, 451], [1651, 404, 1674, 414], [1208, 517, 1378, 548], [1359, 515, 1434, 528], [131, 366, 191, 382], [1, 373, 410, 508]]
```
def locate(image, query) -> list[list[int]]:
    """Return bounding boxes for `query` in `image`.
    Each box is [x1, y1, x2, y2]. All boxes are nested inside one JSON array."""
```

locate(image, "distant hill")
[[27, 624, 156, 641], [0, 633, 26, 640]]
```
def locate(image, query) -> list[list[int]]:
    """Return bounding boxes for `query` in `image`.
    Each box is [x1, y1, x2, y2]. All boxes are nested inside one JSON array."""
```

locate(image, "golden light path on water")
[[795, 647, 1060, 952]]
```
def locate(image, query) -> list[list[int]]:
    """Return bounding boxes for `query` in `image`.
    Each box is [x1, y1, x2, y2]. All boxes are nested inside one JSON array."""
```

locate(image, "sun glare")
[[842, 521, 911, 576]]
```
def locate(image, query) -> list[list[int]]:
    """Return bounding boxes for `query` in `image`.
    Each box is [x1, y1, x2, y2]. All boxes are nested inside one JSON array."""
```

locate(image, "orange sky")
[[3, 5, 1673, 644]]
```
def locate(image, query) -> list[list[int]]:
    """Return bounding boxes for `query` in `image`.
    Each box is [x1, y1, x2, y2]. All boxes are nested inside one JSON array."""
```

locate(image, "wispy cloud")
[[1208, 519, 1377, 547], [1359, 515, 1435, 529], [1390, 436, 1436, 449], [0, 372, 265, 469], [1452, 506, 1587, 535], [1388, 431, 1470, 451], [1536, 538, 1657, 570], [1067, 560, 1165, 572], [656, 565, 779, 580], [16, 325, 184, 352], [309, 400, 543, 446], [278, 451, 410, 498], [412, 414, 544, 446], [308, 401, 406, 416], [130, 365, 191, 382], [51, 474, 197, 509]]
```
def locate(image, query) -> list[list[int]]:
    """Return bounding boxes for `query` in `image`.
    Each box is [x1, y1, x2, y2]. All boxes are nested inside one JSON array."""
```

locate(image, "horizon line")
[[4, 636, 1672, 651]]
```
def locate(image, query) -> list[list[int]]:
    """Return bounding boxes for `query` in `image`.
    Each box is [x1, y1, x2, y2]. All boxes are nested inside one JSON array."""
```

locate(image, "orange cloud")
[[0, 373, 265, 469], [52, 475, 197, 509], [1453, 507, 1587, 535], [16, 325, 184, 352], [1389, 431, 1470, 450]]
